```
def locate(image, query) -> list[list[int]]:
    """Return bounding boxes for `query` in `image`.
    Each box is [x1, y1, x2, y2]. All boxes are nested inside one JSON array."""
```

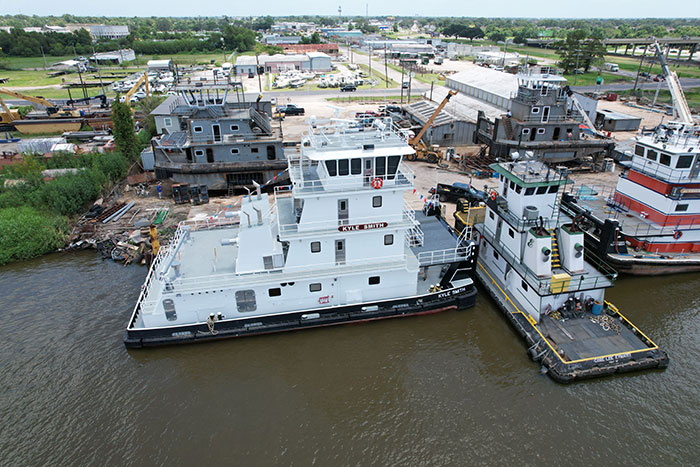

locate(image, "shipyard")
[[1, 7, 700, 466]]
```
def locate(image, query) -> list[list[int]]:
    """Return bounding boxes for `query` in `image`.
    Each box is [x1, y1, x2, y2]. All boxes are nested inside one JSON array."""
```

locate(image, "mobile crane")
[[652, 41, 694, 125], [121, 72, 150, 107], [0, 88, 82, 118], [405, 89, 458, 164]]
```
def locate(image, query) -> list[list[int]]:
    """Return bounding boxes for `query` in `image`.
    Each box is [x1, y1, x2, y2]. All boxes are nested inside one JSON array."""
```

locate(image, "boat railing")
[[486, 196, 558, 231], [623, 156, 699, 183], [276, 209, 418, 235], [285, 168, 415, 194], [417, 244, 473, 267], [480, 224, 616, 294]]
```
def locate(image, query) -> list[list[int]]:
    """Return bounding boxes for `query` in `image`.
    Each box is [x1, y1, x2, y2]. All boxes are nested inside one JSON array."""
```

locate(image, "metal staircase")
[[503, 117, 514, 140]]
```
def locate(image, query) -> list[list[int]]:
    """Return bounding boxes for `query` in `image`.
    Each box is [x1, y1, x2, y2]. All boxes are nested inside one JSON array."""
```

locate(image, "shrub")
[[33, 169, 104, 216], [0, 206, 68, 265]]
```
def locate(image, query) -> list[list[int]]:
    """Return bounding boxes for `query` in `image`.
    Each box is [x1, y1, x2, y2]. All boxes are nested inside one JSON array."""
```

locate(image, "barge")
[[470, 159, 667, 383], [125, 118, 477, 347]]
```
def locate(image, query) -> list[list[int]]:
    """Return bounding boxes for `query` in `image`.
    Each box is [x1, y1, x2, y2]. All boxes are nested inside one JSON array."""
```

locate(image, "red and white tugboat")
[[562, 42, 700, 274]]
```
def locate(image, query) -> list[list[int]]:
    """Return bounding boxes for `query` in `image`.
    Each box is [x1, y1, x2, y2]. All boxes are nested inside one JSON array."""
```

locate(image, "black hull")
[[475, 263, 668, 384], [124, 284, 477, 348]]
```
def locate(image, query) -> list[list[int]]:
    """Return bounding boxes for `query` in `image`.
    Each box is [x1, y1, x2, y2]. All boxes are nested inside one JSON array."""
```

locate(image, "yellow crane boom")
[[0, 87, 57, 113], [0, 95, 20, 123], [124, 72, 150, 106], [409, 89, 458, 147]]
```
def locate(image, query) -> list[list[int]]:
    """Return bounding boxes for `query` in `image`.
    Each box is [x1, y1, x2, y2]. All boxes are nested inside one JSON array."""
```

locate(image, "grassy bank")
[[0, 151, 129, 264]]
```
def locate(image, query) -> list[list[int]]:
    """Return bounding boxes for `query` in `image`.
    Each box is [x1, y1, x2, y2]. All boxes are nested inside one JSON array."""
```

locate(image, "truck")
[[434, 56, 444, 65], [275, 104, 305, 116], [604, 63, 619, 72], [429, 182, 487, 205]]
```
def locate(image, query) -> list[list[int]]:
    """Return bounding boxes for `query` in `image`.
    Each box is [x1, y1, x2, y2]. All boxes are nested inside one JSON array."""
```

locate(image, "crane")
[[652, 41, 694, 125], [0, 95, 21, 124], [123, 72, 150, 107], [0, 87, 59, 114], [563, 86, 606, 138], [406, 89, 458, 163]]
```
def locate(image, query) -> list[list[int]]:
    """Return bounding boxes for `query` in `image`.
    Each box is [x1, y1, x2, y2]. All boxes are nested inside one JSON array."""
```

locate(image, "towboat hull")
[[124, 283, 476, 348]]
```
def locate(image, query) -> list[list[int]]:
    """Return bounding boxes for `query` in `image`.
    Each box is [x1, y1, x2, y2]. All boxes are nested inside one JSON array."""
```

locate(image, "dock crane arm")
[[652, 41, 694, 125], [0, 88, 58, 114], [563, 86, 606, 138], [409, 89, 458, 146]]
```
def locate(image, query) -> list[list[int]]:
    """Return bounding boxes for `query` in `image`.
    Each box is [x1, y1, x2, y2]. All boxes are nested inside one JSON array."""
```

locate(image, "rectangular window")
[[384, 234, 394, 245], [647, 149, 658, 161], [489, 211, 495, 220], [531, 107, 540, 114], [548, 185, 558, 193], [537, 128, 546, 135], [677, 155, 694, 169], [230, 125, 239, 131], [525, 187, 535, 196], [231, 148, 239, 155], [235, 289, 256, 312], [387, 156, 400, 179], [194, 150, 204, 157], [267, 145, 276, 161], [372, 195, 382, 208], [522, 128, 531, 135], [509, 181, 515, 190], [325, 160, 337, 176], [660, 153, 671, 166], [338, 159, 349, 176], [311, 241, 321, 253], [508, 228, 514, 238], [634, 145, 645, 157], [493, 250, 499, 260], [164, 117, 172, 126], [376, 157, 386, 176], [368, 276, 380, 285], [351, 158, 362, 174], [268, 288, 281, 297], [193, 126, 203, 133], [675, 204, 689, 212], [251, 147, 259, 153], [309, 283, 322, 292], [536, 186, 547, 195], [515, 185, 522, 194], [521, 280, 529, 292]]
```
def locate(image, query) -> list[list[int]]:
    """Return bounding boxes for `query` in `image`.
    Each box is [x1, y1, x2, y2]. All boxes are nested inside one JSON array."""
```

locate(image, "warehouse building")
[[404, 100, 477, 146], [595, 109, 642, 132], [234, 53, 332, 75], [446, 66, 519, 111]]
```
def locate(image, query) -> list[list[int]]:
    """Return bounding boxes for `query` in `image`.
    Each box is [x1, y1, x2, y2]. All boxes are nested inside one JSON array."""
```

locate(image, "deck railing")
[[479, 224, 617, 295]]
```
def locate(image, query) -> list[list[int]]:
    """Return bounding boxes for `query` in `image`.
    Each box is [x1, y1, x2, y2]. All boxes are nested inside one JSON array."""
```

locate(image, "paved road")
[[572, 78, 700, 93]]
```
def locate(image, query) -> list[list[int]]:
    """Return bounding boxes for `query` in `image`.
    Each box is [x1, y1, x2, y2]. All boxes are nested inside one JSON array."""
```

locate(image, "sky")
[[2, 0, 699, 19]]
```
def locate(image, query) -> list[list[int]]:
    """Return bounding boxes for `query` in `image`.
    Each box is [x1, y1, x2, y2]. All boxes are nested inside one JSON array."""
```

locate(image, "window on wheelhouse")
[[375, 157, 386, 177], [309, 283, 322, 292], [634, 145, 645, 157], [235, 290, 257, 312], [660, 153, 671, 166], [311, 241, 321, 253], [387, 155, 400, 180], [647, 149, 658, 161], [677, 155, 693, 169], [368, 276, 380, 285], [351, 158, 362, 175], [338, 159, 349, 176], [325, 160, 337, 176]]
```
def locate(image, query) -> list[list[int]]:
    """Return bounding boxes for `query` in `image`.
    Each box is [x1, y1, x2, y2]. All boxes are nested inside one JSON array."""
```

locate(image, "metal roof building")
[[445, 66, 519, 111], [404, 99, 477, 146], [595, 109, 642, 132]]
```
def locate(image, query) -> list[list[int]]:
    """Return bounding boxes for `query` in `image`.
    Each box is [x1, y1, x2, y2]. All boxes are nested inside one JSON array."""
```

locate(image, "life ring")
[[371, 177, 383, 189], [673, 230, 683, 240], [489, 190, 497, 201]]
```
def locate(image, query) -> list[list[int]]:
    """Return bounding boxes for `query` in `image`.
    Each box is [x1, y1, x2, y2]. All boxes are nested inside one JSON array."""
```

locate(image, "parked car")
[[429, 182, 487, 205], [341, 84, 357, 92], [276, 104, 305, 116], [402, 81, 409, 89]]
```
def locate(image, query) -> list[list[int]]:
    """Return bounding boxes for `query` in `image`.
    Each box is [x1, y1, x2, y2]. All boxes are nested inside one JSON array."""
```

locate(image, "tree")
[[489, 31, 506, 43], [111, 101, 141, 162], [393, 24, 399, 33], [155, 17, 173, 32], [222, 25, 256, 52], [300, 32, 322, 44], [463, 26, 485, 42]]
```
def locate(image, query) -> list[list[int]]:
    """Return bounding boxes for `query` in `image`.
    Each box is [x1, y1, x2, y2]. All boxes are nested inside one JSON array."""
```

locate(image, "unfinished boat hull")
[[124, 282, 476, 348], [13, 119, 82, 134]]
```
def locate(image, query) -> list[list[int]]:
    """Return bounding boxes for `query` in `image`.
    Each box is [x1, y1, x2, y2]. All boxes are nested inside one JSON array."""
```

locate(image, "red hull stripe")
[[614, 192, 700, 226], [626, 169, 700, 195], [627, 237, 700, 254]]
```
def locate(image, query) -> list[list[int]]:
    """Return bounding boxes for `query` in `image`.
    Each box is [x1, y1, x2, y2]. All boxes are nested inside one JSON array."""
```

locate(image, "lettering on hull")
[[338, 222, 388, 232]]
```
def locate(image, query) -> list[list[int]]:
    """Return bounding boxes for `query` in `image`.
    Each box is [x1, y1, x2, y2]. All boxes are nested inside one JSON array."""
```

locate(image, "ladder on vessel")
[[550, 229, 561, 269], [503, 117, 514, 140]]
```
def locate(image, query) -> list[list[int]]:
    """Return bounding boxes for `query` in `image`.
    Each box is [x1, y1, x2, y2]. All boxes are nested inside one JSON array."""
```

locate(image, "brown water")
[[1, 251, 699, 465]]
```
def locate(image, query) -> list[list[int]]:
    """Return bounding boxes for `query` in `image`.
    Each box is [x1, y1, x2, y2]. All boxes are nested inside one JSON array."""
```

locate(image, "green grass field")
[[385, 63, 445, 85]]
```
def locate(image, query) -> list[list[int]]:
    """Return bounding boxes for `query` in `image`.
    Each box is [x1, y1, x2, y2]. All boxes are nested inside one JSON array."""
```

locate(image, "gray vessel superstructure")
[[151, 85, 287, 190]]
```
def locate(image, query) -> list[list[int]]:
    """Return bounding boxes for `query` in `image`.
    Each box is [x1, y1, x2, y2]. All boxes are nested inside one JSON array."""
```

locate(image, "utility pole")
[[633, 45, 649, 92], [40, 46, 47, 70], [430, 81, 434, 102], [384, 44, 388, 88], [255, 54, 263, 93], [368, 43, 372, 80], [92, 45, 107, 98], [407, 69, 412, 104], [400, 61, 405, 104]]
